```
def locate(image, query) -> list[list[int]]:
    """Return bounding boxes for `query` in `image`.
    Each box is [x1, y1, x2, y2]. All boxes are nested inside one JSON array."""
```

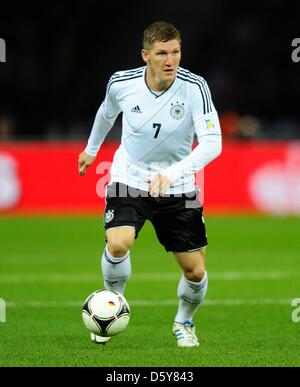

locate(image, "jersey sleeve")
[[84, 76, 121, 156], [161, 80, 222, 183], [191, 80, 221, 140]]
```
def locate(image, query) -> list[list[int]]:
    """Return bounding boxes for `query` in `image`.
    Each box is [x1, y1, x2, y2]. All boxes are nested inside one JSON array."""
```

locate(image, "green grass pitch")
[[0, 215, 299, 367]]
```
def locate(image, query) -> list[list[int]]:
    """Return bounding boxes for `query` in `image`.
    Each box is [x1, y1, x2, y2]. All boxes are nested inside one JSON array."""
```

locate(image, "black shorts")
[[103, 182, 208, 253]]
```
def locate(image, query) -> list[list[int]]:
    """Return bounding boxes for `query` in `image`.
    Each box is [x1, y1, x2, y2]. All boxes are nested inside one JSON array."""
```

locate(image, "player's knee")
[[107, 239, 132, 258], [184, 266, 206, 282]]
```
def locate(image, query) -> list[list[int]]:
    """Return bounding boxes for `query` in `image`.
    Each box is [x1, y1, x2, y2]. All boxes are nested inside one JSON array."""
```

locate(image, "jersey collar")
[[143, 67, 177, 98]]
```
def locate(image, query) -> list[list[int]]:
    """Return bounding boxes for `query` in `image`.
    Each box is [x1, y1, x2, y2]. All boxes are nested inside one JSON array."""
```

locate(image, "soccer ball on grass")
[[82, 289, 130, 337]]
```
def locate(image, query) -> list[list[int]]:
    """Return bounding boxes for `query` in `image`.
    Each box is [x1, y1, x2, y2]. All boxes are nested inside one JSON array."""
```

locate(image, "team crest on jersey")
[[170, 102, 185, 120], [105, 209, 114, 223]]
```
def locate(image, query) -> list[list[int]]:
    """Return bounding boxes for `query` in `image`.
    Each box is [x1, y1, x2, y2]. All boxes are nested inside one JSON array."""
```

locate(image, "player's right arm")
[[78, 76, 121, 176]]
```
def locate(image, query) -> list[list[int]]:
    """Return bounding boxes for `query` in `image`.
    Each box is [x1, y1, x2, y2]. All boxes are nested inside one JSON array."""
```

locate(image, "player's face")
[[142, 39, 181, 90]]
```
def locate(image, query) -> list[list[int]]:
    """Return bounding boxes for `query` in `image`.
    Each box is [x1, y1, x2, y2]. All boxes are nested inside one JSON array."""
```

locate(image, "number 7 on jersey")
[[153, 123, 161, 138]]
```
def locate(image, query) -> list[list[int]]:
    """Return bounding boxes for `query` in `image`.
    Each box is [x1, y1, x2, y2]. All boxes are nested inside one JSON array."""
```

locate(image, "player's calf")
[[101, 246, 132, 294]]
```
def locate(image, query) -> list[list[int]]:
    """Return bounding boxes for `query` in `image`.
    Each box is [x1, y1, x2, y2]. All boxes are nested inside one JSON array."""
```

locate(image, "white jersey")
[[85, 66, 222, 194]]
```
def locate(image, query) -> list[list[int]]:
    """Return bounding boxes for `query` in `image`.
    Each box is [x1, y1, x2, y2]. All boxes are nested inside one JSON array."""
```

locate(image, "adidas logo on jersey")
[[131, 105, 142, 113]]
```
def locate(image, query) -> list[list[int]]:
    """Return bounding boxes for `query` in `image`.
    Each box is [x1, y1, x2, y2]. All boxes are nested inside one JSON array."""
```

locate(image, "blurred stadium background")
[[0, 0, 300, 367]]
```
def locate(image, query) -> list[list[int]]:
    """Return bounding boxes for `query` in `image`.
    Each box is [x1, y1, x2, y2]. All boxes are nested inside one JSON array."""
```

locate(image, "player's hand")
[[78, 151, 96, 176], [145, 173, 171, 197]]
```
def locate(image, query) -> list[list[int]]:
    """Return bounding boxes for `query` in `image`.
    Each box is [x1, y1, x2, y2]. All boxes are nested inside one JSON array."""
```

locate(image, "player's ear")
[[141, 49, 149, 64]]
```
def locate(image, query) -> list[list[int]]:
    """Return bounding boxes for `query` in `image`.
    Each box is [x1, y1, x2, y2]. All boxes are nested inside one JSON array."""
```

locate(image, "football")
[[82, 289, 130, 337]]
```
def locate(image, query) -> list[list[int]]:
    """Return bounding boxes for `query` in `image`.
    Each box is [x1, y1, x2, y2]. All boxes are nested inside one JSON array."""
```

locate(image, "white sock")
[[175, 271, 208, 323], [101, 246, 131, 295]]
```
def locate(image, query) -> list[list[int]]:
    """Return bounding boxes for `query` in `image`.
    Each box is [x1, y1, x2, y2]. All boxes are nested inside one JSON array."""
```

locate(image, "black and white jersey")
[[85, 66, 222, 194]]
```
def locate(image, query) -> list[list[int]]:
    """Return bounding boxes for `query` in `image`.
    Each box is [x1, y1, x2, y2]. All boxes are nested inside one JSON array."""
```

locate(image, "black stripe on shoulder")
[[177, 75, 209, 115], [178, 68, 207, 86], [178, 69, 212, 113], [178, 67, 205, 80], [177, 70, 212, 114], [111, 67, 144, 80], [107, 68, 144, 92], [177, 69, 207, 88], [183, 70, 212, 113], [107, 74, 143, 94], [119, 66, 144, 74]]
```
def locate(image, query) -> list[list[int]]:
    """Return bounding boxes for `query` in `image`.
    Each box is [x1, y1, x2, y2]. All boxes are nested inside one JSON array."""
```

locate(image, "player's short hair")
[[143, 21, 181, 51]]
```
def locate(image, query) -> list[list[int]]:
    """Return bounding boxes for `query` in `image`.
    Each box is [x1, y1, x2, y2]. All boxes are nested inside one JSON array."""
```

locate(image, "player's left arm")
[[160, 80, 222, 184]]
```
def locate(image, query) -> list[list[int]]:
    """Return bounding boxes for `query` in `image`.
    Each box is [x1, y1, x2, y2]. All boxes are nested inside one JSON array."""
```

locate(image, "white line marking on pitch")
[[5, 298, 292, 308], [0, 271, 298, 283]]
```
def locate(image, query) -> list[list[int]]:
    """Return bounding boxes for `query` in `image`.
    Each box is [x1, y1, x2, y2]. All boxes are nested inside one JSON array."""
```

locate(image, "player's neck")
[[145, 67, 173, 92]]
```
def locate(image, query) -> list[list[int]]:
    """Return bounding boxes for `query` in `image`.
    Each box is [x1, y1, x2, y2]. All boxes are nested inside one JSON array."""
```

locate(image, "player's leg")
[[101, 226, 135, 294], [172, 249, 208, 347], [94, 183, 147, 344], [151, 193, 208, 347], [93, 226, 135, 345], [101, 182, 146, 295], [174, 248, 207, 321], [174, 248, 208, 322]]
